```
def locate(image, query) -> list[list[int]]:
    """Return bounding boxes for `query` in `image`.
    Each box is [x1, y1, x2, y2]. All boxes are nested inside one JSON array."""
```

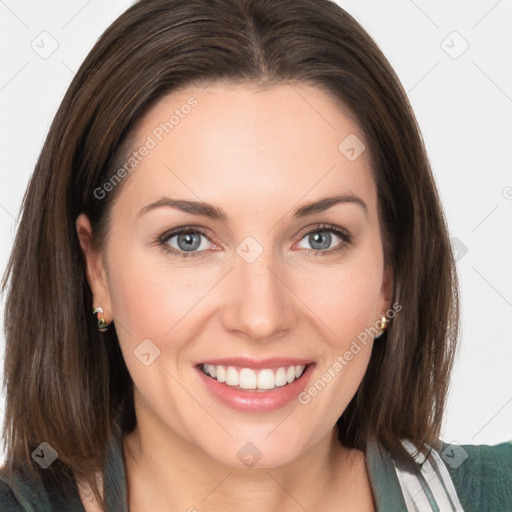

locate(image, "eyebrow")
[[137, 193, 368, 221]]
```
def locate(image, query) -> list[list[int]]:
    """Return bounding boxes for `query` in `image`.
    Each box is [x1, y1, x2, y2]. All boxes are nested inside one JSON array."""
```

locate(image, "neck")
[[123, 393, 373, 511]]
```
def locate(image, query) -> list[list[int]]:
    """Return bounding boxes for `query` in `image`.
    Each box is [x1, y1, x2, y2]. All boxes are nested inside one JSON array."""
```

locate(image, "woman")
[[1, 0, 510, 510]]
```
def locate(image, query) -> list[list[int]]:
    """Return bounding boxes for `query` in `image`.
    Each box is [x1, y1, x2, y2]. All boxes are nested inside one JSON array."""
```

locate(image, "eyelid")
[[158, 225, 216, 245], [158, 226, 220, 258], [295, 223, 351, 242], [157, 223, 353, 258], [293, 223, 352, 254]]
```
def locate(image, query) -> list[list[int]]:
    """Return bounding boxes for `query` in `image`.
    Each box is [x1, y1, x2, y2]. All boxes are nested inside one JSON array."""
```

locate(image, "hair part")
[[1, 0, 459, 508]]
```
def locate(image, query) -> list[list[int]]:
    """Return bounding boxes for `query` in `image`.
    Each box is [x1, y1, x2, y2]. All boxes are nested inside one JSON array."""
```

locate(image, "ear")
[[378, 261, 394, 317], [76, 213, 113, 323]]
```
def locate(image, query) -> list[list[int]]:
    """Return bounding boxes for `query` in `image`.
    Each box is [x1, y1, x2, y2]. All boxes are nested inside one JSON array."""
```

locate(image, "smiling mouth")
[[198, 362, 313, 392]]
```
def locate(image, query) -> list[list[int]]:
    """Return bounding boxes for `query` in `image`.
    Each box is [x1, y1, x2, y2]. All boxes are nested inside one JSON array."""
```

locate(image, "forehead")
[[114, 82, 377, 220]]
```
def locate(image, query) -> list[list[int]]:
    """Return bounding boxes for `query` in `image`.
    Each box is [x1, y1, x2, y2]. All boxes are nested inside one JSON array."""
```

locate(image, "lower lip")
[[196, 364, 315, 412]]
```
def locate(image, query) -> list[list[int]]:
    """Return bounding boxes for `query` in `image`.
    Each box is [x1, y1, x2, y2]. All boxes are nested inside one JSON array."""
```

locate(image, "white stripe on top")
[[392, 439, 465, 512]]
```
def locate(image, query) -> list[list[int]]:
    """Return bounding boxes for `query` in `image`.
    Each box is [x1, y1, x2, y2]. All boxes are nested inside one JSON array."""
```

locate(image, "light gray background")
[[1, 1, 511, 462]]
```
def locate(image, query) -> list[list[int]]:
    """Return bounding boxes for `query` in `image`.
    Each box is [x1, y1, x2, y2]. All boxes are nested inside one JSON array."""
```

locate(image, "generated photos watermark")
[[93, 97, 198, 200], [298, 301, 402, 405]]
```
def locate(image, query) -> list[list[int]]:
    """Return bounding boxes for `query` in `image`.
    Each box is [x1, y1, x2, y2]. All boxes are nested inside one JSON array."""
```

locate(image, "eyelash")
[[157, 224, 353, 259]]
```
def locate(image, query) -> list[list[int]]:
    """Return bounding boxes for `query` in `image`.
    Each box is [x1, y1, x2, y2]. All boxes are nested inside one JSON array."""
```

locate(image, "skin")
[[76, 82, 392, 511]]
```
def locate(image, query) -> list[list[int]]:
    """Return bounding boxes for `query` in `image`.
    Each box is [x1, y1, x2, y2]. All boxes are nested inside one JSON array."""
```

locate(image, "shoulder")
[[439, 439, 512, 512], [0, 461, 83, 511], [0, 467, 30, 511]]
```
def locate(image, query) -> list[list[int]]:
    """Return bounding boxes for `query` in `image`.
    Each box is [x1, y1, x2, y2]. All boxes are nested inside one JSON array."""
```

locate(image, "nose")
[[220, 247, 298, 343]]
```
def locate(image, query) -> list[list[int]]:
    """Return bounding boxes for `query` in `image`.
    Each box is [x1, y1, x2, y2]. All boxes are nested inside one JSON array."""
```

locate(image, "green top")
[[0, 429, 511, 511]]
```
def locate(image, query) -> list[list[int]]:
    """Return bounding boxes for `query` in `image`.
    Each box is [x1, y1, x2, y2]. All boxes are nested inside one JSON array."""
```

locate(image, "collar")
[[364, 437, 409, 510]]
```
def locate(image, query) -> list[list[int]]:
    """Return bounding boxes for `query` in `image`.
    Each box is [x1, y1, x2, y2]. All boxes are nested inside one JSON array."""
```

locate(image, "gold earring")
[[375, 315, 389, 339], [92, 307, 110, 332]]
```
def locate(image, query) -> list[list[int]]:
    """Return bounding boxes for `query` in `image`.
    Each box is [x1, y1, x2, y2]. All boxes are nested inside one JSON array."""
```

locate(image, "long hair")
[[1, 0, 459, 507]]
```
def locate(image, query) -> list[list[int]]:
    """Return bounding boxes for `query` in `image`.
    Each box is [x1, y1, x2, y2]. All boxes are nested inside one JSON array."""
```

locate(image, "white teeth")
[[204, 364, 217, 378], [257, 369, 276, 390], [275, 367, 287, 387], [201, 363, 307, 390], [216, 365, 226, 383], [239, 368, 257, 390], [226, 367, 239, 386]]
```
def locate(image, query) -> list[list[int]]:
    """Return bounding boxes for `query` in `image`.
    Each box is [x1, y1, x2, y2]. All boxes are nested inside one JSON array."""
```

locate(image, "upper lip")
[[196, 357, 314, 370]]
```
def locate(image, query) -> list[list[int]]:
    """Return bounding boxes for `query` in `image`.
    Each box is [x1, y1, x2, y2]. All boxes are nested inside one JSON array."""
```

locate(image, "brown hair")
[[1, 0, 459, 507]]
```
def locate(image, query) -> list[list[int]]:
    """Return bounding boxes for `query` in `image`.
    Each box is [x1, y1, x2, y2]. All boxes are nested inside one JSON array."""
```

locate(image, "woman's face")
[[79, 82, 392, 468]]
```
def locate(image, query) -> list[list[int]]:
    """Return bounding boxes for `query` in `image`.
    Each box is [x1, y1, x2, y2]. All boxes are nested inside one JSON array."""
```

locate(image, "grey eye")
[[298, 229, 343, 251], [164, 231, 210, 253]]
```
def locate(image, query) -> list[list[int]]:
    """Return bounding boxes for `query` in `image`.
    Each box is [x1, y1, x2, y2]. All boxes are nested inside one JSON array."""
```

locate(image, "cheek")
[[292, 255, 383, 342], [106, 227, 384, 352], [106, 245, 209, 339], [104, 247, 209, 417], [308, 251, 383, 416]]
